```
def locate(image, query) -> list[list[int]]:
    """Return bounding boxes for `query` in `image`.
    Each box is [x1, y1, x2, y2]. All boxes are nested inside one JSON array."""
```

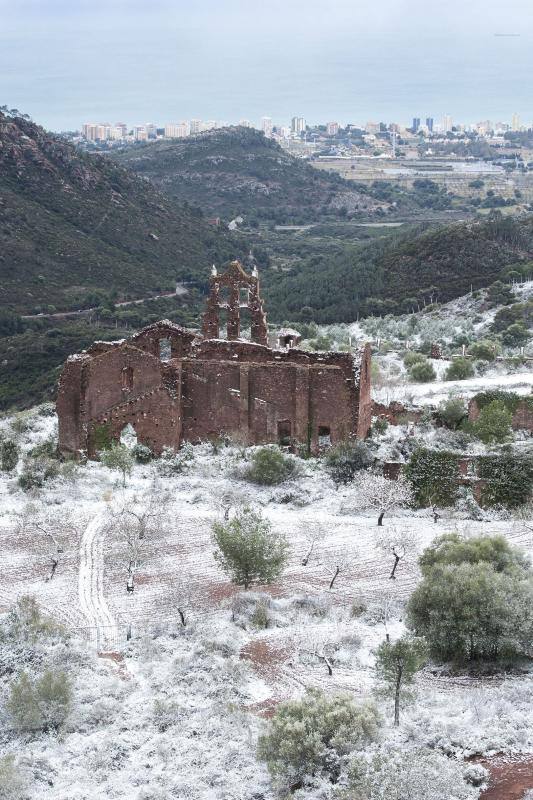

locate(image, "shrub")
[[408, 360, 436, 382], [212, 507, 288, 589], [477, 452, 533, 508], [157, 443, 194, 476], [468, 339, 498, 361], [0, 754, 27, 800], [100, 443, 134, 486], [0, 438, 19, 472], [7, 668, 72, 732], [257, 688, 380, 785], [17, 457, 59, 490], [407, 533, 533, 662], [37, 402, 56, 417], [348, 747, 479, 800], [372, 417, 389, 435], [437, 396, 467, 430], [472, 400, 513, 444], [502, 322, 530, 346], [446, 358, 474, 381], [325, 440, 373, 486], [243, 446, 297, 486], [29, 436, 58, 459], [404, 448, 460, 507], [132, 443, 153, 464], [403, 351, 426, 368]]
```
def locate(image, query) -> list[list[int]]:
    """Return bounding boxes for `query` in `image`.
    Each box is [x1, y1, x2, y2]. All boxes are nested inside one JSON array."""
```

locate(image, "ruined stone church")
[[57, 260, 371, 458]]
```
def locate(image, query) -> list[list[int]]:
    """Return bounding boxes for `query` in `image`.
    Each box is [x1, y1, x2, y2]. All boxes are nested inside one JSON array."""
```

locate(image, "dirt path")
[[479, 757, 533, 800], [78, 514, 116, 649]]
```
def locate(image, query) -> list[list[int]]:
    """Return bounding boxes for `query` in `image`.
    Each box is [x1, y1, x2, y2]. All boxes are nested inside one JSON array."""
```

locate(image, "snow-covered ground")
[[0, 408, 532, 799]]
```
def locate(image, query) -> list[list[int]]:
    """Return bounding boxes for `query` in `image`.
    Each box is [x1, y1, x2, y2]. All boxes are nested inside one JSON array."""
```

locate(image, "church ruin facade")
[[57, 261, 372, 458]]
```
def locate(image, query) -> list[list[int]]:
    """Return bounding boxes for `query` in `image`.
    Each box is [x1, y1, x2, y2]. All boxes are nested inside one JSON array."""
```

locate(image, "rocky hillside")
[[0, 111, 239, 313], [111, 127, 391, 221]]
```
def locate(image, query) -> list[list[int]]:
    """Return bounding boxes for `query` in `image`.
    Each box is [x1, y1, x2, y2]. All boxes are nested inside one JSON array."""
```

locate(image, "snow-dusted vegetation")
[[0, 390, 532, 799]]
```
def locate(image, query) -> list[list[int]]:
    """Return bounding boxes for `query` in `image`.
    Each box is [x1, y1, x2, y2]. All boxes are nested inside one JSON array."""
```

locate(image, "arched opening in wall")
[[120, 423, 138, 449], [239, 305, 251, 341], [159, 338, 171, 361], [218, 306, 228, 339]]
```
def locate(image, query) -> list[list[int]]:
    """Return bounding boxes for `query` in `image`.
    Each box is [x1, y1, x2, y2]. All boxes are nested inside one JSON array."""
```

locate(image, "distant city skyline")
[[1, 0, 533, 131]]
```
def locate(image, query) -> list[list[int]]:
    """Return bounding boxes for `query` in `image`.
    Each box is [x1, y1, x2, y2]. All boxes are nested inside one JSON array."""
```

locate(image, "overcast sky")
[[1, 0, 532, 130]]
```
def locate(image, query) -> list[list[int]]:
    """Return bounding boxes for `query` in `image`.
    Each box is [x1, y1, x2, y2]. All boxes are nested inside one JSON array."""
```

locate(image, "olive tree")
[[100, 442, 134, 486], [407, 533, 533, 662], [257, 688, 380, 786], [212, 507, 288, 589]]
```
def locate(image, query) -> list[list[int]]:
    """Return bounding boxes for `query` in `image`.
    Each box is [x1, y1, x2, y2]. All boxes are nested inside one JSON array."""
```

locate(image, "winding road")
[[78, 513, 117, 650]]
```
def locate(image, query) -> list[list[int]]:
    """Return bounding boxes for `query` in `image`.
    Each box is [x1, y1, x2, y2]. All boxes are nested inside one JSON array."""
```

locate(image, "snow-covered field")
[[0, 408, 532, 799]]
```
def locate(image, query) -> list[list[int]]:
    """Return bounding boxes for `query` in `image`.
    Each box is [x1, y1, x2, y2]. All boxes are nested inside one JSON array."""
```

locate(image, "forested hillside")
[[0, 110, 240, 313], [110, 127, 401, 222], [262, 214, 533, 322]]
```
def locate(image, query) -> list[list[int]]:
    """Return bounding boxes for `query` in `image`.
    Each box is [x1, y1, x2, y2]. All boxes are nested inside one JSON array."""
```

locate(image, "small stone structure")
[[57, 261, 372, 458]]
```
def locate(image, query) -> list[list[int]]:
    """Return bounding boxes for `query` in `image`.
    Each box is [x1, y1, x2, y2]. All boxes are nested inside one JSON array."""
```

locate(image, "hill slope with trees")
[[110, 127, 397, 222], [0, 109, 239, 314], [262, 214, 533, 322]]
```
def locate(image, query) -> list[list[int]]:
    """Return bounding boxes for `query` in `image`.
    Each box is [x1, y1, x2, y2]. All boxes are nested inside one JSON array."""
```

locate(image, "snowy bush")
[[17, 456, 59, 490], [0, 755, 27, 800], [37, 402, 56, 418], [408, 359, 436, 383], [132, 443, 153, 463], [257, 688, 380, 786], [437, 396, 468, 430], [472, 400, 513, 444], [156, 443, 194, 476], [0, 438, 19, 472], [347, 746, 480, 800], [242, 446, 299, 486], [446, 358, 474, 381], [7, 668, 72, 732], [325, 440, 373, 486]]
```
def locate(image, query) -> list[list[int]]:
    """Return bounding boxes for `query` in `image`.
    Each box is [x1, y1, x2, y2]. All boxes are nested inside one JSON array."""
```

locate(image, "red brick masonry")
[[57, 261, 372, 458]]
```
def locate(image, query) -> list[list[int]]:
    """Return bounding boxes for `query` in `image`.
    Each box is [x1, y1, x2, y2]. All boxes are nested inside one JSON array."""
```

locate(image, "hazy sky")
[[1, 0, 532, 130]]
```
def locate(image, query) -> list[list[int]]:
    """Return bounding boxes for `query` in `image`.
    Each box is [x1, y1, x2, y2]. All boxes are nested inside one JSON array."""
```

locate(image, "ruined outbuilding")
[[57, 261, 371, 458]]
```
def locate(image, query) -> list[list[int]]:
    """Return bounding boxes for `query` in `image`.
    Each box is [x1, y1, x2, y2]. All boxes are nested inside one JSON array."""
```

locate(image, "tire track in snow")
[[79, 513, 116, 649]]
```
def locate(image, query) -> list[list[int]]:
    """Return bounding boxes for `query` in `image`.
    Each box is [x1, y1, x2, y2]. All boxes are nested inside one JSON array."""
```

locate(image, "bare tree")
[[366, 585, 402, 642], [299, 520, 324, 567], [321, 546, 358, 590], [106, 487, 171, 585], [376, 526, 418, 580], [15, 503, 83, 581], [341, 472, 413, 526]]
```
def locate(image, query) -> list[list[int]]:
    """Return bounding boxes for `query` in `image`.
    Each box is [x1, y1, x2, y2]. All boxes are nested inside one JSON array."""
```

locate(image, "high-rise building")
[[261, 116, 273, 137], [164, 122, 189, 138], [425, 117, 434, 132], [412, 117, 421, 132], [365, 121, 379, 134], [291, 116, 306, 135], [326, 121, 340, 136], [442, 114, 453, 133], [133, 126, 147, 141], [238, 119, 253, 128], [146, 123, 158, 139], [511, 112, 521, 131], [190, 119, 203, 134], [114, 122, 128, 138], [82, 123, 112, 141]]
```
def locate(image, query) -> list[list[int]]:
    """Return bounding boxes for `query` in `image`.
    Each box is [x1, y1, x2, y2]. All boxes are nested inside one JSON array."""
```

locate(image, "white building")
[[261, 116, 273, 137], [190, 119, 203, 134], [291, 116, 306, 135], [326, 121, 340, 136], [164, 122, 190, 138]]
